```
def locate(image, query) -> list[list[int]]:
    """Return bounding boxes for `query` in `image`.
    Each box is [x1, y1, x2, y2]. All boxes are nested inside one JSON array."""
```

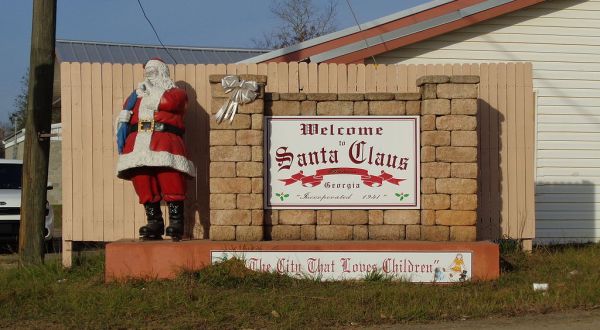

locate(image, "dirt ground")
[[358, 308, 600, 330]]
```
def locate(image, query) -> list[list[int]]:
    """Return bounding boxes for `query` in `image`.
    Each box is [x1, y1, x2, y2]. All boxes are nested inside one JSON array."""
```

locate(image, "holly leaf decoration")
[[396, 192, 410, 201]]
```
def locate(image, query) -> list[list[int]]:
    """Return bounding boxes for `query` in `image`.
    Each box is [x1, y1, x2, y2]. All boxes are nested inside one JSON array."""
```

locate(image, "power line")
[[136, 0, 178, 64], [344, 0, 378, 65]]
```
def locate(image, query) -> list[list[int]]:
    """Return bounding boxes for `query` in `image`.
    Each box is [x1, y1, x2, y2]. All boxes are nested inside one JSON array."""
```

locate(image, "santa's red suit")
[[116, 58, 194, 240], [117, 85, 195, 203], [116, 61, 195, 205]]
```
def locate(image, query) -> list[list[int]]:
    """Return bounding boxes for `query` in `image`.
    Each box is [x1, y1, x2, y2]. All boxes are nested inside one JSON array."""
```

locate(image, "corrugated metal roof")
[[56, 40, 270, 64]]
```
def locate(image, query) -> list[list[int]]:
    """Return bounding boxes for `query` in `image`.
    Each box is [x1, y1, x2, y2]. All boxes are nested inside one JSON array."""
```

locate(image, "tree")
[[10, 69, 29, 131], [0, 122, 10, 158], [254, 0, 338, 49]]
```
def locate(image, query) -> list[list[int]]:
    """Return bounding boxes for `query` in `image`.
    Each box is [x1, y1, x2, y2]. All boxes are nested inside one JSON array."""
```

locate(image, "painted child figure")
[[115, 58, 195, 241]]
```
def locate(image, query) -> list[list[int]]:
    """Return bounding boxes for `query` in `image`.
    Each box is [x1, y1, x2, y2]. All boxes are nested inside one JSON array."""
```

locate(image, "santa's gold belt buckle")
[[139, 120, 154, 132]]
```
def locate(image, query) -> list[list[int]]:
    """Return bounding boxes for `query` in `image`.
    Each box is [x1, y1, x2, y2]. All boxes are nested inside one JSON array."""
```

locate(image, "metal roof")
[[56, 40, 270, 64]]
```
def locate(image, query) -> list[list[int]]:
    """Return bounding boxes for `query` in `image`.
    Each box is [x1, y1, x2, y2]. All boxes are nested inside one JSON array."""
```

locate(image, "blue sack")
[[117, 90, 138, 154], [117, 123, 128, 154]]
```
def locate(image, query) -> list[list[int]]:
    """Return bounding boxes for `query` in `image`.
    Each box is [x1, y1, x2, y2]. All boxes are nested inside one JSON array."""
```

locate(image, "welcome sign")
[[266, 116, 420, 209]]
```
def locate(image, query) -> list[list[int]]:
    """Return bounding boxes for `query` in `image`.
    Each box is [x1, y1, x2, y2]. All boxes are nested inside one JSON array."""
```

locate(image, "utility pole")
[[19, 0, 57, 265]]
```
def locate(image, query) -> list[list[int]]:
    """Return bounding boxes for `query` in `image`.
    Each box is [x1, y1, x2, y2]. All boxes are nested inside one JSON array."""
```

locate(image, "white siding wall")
[[374, 0, 600, 243]]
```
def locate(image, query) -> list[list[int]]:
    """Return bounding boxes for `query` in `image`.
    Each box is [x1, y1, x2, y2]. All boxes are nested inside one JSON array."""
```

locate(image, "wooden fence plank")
[[515, 63, 526, 238], [101, 63, 114, 241], [236, 64, 248, 75], [60, 63, 73, 241], [226, 63, 236, 75], [194, 63, 209, 239], [328, 63, 338, 93], [443, 63, 453, 76], [478, 63, 490, 240], [298, 62, 308, 92], [365, 64, 376, 92], [462, 63, 471, 74], [356, 64, 366, 92], [452, 63, 462, 75], [91, 63, 104, 241], [488, 63, 500, 240], [247, 63, 258, 75], [506, 62, 517, 238], [288, 62, 299, 93], [121, 64, 136, 239], [277, 62, 289, 93], [257, 63, 267, 77], [111, 64, 124, 239], [496, 63, 508, 241], [318, 63, 328, 93], [184, 63, 198, 238], [386, 65, 397, 92], [524, 63, 536, 239], [267, 62, 277, 93], [347, 64, 357, 93], [425, 64, 434, 76], [416, 64, 426, 85], [132, 64, 146, 236], [337, 64, 347, 93], [70, 62, 83, 240], [397, 65, 408, 92], [434, 64, 444, 75], [308, 63, 318, 93], [376, 64, 386, 92], [80, 63, 94, 241], [407, 64, 416, 92]]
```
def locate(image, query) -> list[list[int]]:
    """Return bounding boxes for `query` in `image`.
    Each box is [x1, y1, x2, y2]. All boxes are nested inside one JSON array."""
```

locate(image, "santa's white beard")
[[138, 77, 175, 96]]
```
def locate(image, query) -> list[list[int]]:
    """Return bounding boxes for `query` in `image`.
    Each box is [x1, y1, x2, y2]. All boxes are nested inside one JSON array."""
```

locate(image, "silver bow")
[[215, 75, 259, 124]]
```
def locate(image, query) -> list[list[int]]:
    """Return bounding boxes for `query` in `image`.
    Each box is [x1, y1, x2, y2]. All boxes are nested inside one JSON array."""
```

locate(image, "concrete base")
[[105, 240, 499, 282]]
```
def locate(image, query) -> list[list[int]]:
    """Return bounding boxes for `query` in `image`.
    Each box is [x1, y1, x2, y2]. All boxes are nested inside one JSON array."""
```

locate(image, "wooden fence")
[[60, 62, 535, 246]]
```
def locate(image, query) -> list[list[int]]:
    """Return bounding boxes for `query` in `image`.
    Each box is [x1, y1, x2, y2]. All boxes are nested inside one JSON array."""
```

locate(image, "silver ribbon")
[[215, 75, 259, 124]]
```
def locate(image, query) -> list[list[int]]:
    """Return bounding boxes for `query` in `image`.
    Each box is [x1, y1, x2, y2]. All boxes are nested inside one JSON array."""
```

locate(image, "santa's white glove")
[[115, 110, 132, 134]]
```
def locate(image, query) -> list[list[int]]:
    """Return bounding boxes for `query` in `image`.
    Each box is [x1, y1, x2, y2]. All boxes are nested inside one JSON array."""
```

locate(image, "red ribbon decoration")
[[279, 167, 405, 187]]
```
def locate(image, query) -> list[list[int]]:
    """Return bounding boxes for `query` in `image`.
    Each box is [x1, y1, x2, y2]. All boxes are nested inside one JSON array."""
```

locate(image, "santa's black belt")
[[128, 121, 184, 136]]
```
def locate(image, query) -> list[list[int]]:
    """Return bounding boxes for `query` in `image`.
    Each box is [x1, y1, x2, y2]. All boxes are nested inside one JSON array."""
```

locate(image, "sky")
[[0, 0, 430, 124]]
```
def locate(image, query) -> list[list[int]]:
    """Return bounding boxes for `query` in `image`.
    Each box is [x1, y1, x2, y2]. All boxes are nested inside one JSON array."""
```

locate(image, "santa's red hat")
[[144, 57, 166, 68]]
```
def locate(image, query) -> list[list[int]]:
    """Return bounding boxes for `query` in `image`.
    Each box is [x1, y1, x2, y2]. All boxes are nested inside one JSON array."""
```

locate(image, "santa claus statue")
[[115, 58, 195, 241]]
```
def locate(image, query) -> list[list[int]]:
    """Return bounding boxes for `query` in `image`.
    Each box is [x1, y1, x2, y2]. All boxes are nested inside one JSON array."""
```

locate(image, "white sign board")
[[211, 250, 472, 282], [266, 116, 420, 209]]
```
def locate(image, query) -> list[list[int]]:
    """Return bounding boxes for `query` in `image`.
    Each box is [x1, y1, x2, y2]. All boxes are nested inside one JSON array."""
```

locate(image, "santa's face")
[[144, 65, 159, 80], [141, 59, 174, 91]]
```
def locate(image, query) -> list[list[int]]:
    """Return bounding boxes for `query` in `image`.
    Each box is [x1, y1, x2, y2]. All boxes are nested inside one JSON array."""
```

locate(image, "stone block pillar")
[[417, 75, 480, 241], [209, 74, 267, 241]]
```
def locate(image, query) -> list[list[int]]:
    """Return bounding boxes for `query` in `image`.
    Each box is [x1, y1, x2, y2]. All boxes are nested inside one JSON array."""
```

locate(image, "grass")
[[0, 244, 599, 329]]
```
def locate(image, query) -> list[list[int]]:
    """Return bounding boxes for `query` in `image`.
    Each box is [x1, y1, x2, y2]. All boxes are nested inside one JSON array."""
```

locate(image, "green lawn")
[[0, 243, 599, 329]]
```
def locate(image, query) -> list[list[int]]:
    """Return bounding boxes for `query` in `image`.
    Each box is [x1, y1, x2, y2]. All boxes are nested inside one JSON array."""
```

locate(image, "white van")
[[0, 159, 53, 241]]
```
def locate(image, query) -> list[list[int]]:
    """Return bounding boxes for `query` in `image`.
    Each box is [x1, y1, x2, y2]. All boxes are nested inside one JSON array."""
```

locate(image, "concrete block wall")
[[209, 74, 479, 242]]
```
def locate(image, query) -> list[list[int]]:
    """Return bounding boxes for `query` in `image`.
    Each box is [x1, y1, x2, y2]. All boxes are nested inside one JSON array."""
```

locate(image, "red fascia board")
[[263, 0, 485, 63], [326, 0, 545, 64]]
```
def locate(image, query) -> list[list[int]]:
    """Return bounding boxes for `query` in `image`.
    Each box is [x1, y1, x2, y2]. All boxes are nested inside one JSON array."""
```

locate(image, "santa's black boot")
[[139, 201, 164, 240], [166, 201, 184, 242]]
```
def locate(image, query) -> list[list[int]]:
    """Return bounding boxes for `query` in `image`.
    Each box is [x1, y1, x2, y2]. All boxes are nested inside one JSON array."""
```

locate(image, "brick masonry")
[[210, 74, 479, 242]]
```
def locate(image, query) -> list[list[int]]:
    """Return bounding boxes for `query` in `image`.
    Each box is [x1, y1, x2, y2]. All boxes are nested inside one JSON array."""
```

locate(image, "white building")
[[244, 0, 600, 243]]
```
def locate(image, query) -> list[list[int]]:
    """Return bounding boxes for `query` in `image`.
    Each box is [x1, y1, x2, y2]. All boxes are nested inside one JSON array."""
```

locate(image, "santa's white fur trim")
[[116, 149, 195, 179]]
